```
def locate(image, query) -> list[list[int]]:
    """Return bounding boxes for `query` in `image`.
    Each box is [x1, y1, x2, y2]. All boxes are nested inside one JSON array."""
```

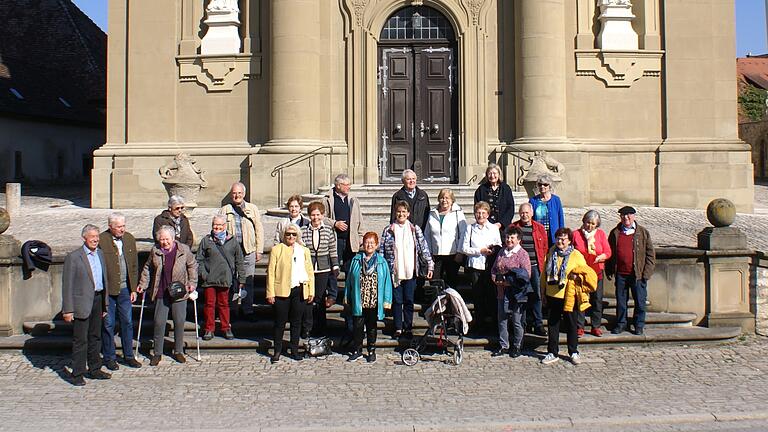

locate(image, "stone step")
[[4, 326, 743, 352]]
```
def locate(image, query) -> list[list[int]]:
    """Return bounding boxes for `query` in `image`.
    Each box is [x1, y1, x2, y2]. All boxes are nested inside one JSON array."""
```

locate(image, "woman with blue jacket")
[[529, 173, 565, 246], [346, 231, 393, 363]]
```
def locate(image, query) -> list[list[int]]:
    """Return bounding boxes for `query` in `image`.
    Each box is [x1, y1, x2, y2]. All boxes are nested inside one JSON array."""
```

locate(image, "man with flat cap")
[[606, 206, 655, 335]]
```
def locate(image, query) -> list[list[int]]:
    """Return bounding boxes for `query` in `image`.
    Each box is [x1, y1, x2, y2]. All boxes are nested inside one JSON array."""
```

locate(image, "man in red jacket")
[[510, 203, 549, 336]]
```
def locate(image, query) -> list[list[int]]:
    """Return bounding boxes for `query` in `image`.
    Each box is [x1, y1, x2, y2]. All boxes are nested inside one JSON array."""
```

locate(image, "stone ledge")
[[575, 49, 663, 87], [177, 53, 261, 92]]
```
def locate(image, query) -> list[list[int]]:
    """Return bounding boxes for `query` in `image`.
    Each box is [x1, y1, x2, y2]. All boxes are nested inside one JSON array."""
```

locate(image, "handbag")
[[307, 337, 332, 357], [167, 281, 187, 302]]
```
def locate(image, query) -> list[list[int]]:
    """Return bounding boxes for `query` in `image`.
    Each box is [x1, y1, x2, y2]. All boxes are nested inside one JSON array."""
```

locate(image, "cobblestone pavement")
[[0, 338, 767, 431], [2, 184, 768, 254]]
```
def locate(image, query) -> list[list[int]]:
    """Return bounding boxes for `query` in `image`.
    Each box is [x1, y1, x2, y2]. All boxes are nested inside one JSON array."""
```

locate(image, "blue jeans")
[[393, 278, 417, 331], [497, 296, 524, 350], [615, 274, 647, 329], [101, 287, 135, 361], [523, 267, 544, 328]]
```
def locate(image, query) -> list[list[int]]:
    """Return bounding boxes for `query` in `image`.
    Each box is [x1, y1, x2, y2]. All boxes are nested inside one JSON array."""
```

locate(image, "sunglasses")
[[172, 206, 185, 210], [538, 183, 550, 187], [285, 232, 298, 237]]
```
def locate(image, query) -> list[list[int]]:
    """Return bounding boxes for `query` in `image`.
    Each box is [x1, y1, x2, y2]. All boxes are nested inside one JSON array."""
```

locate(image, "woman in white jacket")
[[424, 188, 467, 289]]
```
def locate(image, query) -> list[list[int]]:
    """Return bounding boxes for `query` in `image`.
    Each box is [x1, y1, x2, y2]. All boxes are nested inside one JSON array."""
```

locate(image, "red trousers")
[[203, 286, 230, 332]]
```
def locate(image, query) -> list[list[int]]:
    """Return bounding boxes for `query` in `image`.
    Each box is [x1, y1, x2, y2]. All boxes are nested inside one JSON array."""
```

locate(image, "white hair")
[[519, 202, 533, 212], [155, 225, 177, 241], [334, 173, 350, 186], [107, 212, 125, 225], [230, 181, 246, 194], [81, 224, 99, 237], [167, 195, 185, 208], [212, 214, 227, 225], [401, 169, 417, 181]]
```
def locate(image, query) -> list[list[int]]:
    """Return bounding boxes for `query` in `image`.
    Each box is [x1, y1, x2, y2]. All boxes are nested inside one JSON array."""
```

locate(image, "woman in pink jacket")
[[571, 210, 611, 337]]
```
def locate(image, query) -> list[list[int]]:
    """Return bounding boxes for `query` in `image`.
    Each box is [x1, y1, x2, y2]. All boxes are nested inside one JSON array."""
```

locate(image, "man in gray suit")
[[62, 224, 111, 386]]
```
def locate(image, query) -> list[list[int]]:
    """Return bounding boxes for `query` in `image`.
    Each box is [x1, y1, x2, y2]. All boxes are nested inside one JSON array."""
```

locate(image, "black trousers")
[[273, 286, 303, 356], [352, 308, 378, 353], [469, 268, 495, 329], [306, 272, 330, 337], [546, 296, 579, 356], [432, 255, 460, 289], [72, 292, 104, 377]]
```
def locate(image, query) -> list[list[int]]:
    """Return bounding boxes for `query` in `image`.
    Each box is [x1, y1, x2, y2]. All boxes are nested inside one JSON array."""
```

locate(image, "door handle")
[[431, 123, 439, 134], [419, 120, 427, 138], [418, 121, 439, 137], [393, 123, 402, 134]]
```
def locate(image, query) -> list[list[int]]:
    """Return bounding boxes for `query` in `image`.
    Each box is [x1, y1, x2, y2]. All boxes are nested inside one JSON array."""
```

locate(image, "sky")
[[74, 0, 767, 57]]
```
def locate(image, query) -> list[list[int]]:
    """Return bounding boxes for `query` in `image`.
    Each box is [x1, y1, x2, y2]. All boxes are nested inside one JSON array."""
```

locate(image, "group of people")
[[60, 166, 655, 385]]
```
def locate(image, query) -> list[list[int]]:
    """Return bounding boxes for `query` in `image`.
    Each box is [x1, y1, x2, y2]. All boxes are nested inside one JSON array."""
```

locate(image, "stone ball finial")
[[706, 198, 736, 227], [0, 208, 9, 234]]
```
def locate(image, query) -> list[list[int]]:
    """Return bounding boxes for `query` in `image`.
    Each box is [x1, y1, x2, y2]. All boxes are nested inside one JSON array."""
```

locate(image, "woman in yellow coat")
[[540, 227, 588, 366], [267, 223, 314, 363]]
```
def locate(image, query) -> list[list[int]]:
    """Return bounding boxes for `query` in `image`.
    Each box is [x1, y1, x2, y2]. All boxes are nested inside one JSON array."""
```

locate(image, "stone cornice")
[[177, 54, 261, 92], [575, 49, 663, 88]]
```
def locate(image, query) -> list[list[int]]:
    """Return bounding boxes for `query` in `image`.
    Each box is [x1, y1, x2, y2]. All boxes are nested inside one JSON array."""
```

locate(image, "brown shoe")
[[172, 353, 187, 363], [149, 355, 162, 366]]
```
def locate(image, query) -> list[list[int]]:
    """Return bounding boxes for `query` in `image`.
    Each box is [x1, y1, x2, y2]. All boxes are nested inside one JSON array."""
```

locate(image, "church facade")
[[92, 0, 753, 211]]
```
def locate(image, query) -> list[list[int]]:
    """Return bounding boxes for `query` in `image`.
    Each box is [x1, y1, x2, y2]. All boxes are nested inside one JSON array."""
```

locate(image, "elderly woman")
[[196, 214, 245, 341], [381, 200, 434, 339], [461, 201, 502, 331], [152, 195, 194, 248], [346, 232, 393, 363], [424, 188, 467, 289], [301, 201, 339, 337], [138, 226, 197, 366], [491, 227, 531, 358], [474, 163, 516, 229], [540, 228, 589, 366], [529, 173, 565, 246], [274, 194, 311, 245], [267, 223, 314, 363], [572, 210, 612, 337]]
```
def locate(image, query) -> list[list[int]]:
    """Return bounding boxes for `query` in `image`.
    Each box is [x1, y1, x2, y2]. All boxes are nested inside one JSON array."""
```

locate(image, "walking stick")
[[135, 290, 146, 360], [189, 291, 202, 361]]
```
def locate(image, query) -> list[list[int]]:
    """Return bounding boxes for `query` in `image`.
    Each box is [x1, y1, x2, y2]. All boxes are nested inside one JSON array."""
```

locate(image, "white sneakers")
[[541, 352, 582, 365]]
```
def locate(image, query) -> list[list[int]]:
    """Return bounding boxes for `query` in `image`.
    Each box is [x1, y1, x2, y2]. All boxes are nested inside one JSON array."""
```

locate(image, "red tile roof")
[[738, 56, 768, 90]]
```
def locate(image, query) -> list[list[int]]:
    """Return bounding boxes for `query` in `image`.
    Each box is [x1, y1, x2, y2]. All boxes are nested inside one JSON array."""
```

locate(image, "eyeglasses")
[[285, 233, 298, 237], [538, 183, 550, 187]]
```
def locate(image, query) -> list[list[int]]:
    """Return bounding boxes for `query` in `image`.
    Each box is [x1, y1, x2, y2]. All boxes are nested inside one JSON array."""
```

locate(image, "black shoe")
[[105, 360, 119, 371], [270, 355, 281, 364], [124, 358, 142, 368], [634, 327, 645, 335], [533, 326, 547, 337], [291, 352, 304, 362], [491, 348, 509, 357], [86, 369, 111, 380], [403, 330, 414, 339], [347, 352, 364, 362], [510, 347, 522, 358], [202, 331, 214, 341], [611, 326, 625, 335], [224, 329, 234, 340], [71, 375, 86, 386], [149, 355, 162, 366], [367, 351, 377, 364]]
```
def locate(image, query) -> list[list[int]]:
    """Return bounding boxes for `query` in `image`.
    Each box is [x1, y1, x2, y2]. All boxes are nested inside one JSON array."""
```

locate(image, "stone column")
[[516, 0, 567, 143], [265, 0, 321, 151]]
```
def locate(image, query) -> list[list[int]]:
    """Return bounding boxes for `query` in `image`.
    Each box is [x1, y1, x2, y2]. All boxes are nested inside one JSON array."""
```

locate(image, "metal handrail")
[[271, 146, 334, 207], [498, 145, 534, 191]]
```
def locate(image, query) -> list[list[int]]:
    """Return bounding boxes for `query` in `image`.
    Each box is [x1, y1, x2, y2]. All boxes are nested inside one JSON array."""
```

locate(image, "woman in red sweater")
[[571, 210, 611, 337]]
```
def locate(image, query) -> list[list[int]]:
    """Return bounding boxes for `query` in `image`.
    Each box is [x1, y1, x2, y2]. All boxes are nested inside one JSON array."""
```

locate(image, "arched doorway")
[[378, 6, 458, 183]]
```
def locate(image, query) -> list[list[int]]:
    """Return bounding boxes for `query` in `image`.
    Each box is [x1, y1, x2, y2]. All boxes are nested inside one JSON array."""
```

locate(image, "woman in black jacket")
[[474, 163, 515, 229]]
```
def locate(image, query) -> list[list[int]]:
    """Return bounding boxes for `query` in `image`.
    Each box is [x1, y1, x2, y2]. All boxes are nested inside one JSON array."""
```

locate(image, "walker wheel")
[[453, 339, 464, 365], [402, 348, 420, 366]]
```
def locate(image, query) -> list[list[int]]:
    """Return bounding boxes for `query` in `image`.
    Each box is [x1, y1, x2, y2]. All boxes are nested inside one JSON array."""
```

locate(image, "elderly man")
[[390, 169, 430, 231], [321, 174, 363, 274], [510, 203, 548, 336], [62, 224, 111, 386], [606, 206, 656, 335], [220, 182, 264, 319], [99, 213, 142, 370], [152, 195, 194, 248]]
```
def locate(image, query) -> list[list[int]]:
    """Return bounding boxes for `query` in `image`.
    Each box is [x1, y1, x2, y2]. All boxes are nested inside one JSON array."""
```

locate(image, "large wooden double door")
[[378, 43, 458, 183]]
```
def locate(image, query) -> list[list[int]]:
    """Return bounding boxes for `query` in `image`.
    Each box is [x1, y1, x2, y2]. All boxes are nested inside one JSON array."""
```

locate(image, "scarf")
[[547, 245, 573, 287], [620, 222, 636, 236], [582, 228, 596, 255], [171, 216, 182, 239], [393, 223, 415, 282], [363, 253, 377, 276], [213, 230, 226, 245]]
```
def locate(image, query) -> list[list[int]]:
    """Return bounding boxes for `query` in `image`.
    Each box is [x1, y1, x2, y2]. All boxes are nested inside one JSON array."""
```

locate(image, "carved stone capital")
[[177, 54, 262, 92], [575, 50, 663, 88], [462, 0, 486, 26]]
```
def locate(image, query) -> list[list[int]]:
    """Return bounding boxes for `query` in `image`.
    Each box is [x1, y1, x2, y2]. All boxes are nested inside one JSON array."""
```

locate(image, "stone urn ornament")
[[159, 153, 208, 211], [521, 151, 566, 198], [0, 207, 21, 257]]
